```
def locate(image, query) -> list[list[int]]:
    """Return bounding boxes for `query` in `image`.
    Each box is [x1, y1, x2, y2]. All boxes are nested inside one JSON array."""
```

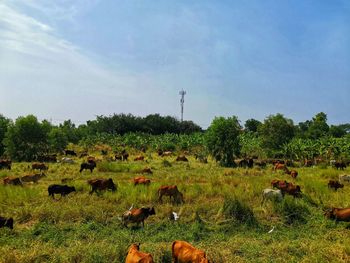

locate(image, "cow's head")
[[147, 207, 156, 215], [324, 207, 337, 219]]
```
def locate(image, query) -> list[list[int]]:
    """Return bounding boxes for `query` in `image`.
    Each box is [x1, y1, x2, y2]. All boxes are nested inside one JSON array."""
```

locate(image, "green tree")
[[3, 115, 50, 161], [48, 128, 68, 152], [258, 114, 295, 154], [0, 114, 11, 156], [205, 116, 241, 167], [306, 112, 329, 139], [244, 119, 262, 133]]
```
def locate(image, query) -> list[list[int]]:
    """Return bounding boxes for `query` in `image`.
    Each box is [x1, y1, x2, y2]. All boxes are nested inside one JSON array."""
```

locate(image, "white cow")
[[262, 188, 283, 204], [339, 174, 350, 183], [61, 157, 75, 164]]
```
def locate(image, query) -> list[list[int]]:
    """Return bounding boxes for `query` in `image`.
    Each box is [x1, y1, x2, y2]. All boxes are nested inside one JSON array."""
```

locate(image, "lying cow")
[[125, 243, 154, 263], [48, 184, 76, 198], [32, 162, 48, 171], [87, 178, 116, 194], [21, 173, 46, 183], [328, 180, 344, 191], [133, 177, 151, 186], [172, 240, 208, 263], [325, 207, 350, 222], [122, 207, 155, 228], [80, 161, 96, 173], [3, 177, 22, 186], [134, 156, 145, 161], [262, 188, 283, 203], [339, 174, 350, 183], [61, 157, 75, 164], [0, 159, 11, 170], [158, 185, 184, 204], [0, 216, 13, 229], [176, 155, 188, 162]]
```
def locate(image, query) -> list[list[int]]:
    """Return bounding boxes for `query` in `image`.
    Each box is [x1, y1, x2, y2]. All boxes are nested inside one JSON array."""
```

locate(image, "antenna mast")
[[179, 89, 186, 122]]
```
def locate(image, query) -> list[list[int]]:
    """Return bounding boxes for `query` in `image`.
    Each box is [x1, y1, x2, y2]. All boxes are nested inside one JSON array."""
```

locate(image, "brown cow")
[[172, 240, 208, 263], [21, 173, 46, 183], [158, 185, 184, 204], [134, 177, 151, 186], [286, 169, 298, 179], [3, 176, 22, 186], [325, 207, 350, 222], [0, 159, 12, 170], [134, 156, 145, 161], [283, 184, 302, 198], [271, 179, 289, 189], [274, 163, 288, 172], [176, 155, 188, 162], [328, 180, 344, 191], [32, 162, 48, 171], [125, 243, 154, 263], [87, 178, 116, 194], [122, 207, 155, 227]]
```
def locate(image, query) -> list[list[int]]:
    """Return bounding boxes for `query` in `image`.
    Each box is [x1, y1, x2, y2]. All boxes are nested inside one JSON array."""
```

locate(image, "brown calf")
[[158, 185, 184, 204], [125, 243, 154, 263], [172, 240, 208, 263]]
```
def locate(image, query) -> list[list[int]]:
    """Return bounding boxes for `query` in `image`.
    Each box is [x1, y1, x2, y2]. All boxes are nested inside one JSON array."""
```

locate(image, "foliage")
[[223, 197, 257, 226], [0, 114, 11, 156], [244, 119, 262, 133], [205, 116, 241, 167]]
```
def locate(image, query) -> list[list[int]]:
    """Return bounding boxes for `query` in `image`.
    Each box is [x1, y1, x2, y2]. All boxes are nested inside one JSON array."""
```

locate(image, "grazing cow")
[[80, 162, 96, 173], [172, 240, 208, 263], [286, 169, 298, 179], [0, 217, 13, 229], [325, 207, 350, 222], [271, 179, 289, 190], [238, 158, 254, 168], [65, 150, 77, 156], [274, 163, 288, 172], [125, 243, 154, 263], [339, 174, 350, 183], [87, 178, 116, 194], [304, 159, 313, 167], [262, 189, 283, 203], [48, 184, 76, 198], [21, 173, 46, 183], [283, 184, 302, 198], [134, 156, 145, 161], [3, 177, 22, 186], [334, 161, 347, 170], [122, 207, 155, 227], [158, 185, 184, 204], [61, 157, 75, 164], [32, 162, 48, 171], [0, 159, 11, 170], [328, 180, 344, 191], [133, 177, 151, 186], [176, 155, 188, 162]]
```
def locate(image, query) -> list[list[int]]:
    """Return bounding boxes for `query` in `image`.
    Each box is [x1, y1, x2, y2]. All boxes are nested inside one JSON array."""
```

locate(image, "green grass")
[[1, 153, 350, 262]]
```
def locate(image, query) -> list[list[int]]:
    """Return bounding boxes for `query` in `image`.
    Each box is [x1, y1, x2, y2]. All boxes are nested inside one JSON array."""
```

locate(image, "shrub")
[[273, 198, 310, 225], [223, 197, 257, 226]]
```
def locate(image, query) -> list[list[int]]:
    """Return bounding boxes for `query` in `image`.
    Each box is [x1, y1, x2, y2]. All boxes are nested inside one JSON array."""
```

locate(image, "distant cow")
[[161, 151, 173, 157], [339, 174, 350, 183], [0, 159, 12, 170], [334, 161, 347, 170], [61, 157, 75, 164], [122, 207, 155, 227], [172, 240, 208, 263], [0, 217, 13, 229], [238, 158, 254, 168], [134, 156, 145, 161], [304, 159, 313, 167], [65, 150, 77, 156], [286, 169, 298, 179], [87, 178, 116, 194], [80, 161, 96, 173], [328, 180, 344, 191], [3, 177, 22, 186], [133, 177, 151, 186], [274, 163, 288, 172], [32, 162, 48, 171], [262, 189, 283, 203], [125, 243, 154, 263], [325, 207, 350, 222], [176, 155, 188, 162], [48, 184, 76, 198], [271, 179, 289, 190], [158, 185, 184, 204], [21, 173, 46, 183], [283, 184, 302, 198]]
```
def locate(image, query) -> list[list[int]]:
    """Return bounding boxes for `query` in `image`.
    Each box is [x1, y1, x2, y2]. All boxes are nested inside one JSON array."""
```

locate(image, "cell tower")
[[179, 89, 186, 122]]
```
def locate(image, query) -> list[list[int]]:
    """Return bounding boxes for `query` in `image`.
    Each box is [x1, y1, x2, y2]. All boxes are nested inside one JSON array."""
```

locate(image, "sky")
[[0, 0, 349, 128]]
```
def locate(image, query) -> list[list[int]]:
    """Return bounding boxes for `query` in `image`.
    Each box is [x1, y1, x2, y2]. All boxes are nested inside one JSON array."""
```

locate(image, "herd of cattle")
[[1, 150, 350, 262]]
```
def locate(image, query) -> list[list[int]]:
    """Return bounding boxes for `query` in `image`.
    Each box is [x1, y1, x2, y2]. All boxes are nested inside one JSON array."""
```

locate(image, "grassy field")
[[1, 152, 350, 263]]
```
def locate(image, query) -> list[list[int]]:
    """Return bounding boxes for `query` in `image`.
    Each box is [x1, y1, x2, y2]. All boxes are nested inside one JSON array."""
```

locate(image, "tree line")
[[0, 112, 349, 162]]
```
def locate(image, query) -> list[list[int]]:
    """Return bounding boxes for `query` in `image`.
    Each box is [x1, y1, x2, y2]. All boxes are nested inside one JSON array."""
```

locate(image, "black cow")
[[0, 217, 13, 229], [65, 150, 77, 156], [48, 184, 76, 198], [80, 161, 96, 173], [0, 159, 11, 170]]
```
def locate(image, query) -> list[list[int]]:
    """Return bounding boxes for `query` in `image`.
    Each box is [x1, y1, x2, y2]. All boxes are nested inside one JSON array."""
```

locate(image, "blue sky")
[[0, 0, 349, 127]]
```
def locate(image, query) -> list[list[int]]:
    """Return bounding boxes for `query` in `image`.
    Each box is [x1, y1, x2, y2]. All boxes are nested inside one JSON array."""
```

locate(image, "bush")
[[273, 198, 310, 225], [223, 197, 257, 226]]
